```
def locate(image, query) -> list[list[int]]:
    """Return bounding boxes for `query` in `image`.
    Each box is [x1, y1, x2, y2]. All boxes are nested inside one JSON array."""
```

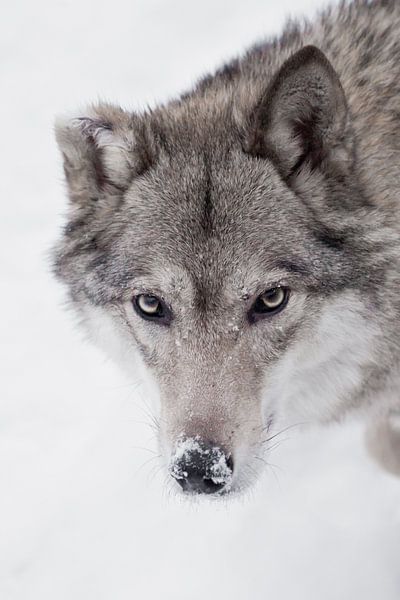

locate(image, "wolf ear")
[[55, 103, 154, 204], [246, 46, 353, 179]]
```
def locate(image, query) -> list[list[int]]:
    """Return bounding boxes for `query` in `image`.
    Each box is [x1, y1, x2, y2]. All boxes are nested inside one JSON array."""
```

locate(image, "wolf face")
[[54, 45, 392, 495]]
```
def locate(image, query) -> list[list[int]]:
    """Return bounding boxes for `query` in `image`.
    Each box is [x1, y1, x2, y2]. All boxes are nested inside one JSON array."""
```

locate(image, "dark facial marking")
[[313, 227, 347, 251], [201, 156, 213, 234], [275, 259, 311, 276]]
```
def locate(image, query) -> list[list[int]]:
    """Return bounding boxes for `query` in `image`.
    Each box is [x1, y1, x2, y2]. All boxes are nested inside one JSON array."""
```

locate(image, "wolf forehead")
[[55, 145, 355, 309], [121, 140, 308, 258]]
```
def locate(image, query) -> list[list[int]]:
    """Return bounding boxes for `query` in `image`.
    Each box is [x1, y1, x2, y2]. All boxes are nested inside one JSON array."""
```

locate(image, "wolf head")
[[54, 46, 386, 496]]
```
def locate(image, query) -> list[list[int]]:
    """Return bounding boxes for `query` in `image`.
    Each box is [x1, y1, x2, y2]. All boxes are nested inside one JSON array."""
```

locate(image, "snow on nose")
[[169, 436, 233, 495]]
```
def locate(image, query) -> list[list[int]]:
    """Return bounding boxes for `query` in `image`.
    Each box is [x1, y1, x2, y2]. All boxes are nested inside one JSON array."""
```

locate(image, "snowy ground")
[[2, 0, 400, 598]]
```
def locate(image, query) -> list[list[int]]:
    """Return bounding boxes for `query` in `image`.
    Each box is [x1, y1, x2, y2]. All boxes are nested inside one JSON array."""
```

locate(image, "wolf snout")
[[169, 437, 233, 495]]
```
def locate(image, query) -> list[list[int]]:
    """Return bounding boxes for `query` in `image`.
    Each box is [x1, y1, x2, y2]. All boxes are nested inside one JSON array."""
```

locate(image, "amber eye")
[[248, 287, 289, 323], [133, 294, 172, 324]]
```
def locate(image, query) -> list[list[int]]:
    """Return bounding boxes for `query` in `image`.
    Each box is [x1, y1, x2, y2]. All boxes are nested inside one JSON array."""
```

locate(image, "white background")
[[2, 1, 400, 598]]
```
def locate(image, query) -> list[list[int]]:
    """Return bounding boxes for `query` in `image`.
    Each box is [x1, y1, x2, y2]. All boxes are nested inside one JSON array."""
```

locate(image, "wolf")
[[53, 0, 400, 496]]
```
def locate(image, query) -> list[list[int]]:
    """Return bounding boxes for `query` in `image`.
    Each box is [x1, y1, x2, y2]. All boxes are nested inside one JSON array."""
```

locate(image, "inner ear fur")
[[246, 45, 354, 180]]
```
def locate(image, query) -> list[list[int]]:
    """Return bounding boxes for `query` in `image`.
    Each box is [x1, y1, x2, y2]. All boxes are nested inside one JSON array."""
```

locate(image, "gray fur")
[[53, 0, 400, 494]]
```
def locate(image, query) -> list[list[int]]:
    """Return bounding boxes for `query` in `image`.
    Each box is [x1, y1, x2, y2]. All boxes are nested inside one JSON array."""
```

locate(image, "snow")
[[169, 436, 233, 488], [1, 0, 400, 598]]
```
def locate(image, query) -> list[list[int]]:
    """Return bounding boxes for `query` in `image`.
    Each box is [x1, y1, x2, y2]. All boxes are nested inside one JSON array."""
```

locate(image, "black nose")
[[170, 438, 233, 495]]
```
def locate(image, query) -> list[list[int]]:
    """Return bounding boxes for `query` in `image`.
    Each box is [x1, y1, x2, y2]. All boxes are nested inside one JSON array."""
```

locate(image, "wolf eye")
[[248, 287, 289, 323], [133, 294, 172, 324]]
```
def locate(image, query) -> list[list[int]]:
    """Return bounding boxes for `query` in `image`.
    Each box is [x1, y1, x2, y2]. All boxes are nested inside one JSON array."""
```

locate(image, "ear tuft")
[[246, 45, 354, 180], [55, 104, 153, 204]]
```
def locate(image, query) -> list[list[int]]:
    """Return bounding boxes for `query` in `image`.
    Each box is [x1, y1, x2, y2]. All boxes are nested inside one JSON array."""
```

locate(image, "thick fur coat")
[[54, 0, 400, 494]]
